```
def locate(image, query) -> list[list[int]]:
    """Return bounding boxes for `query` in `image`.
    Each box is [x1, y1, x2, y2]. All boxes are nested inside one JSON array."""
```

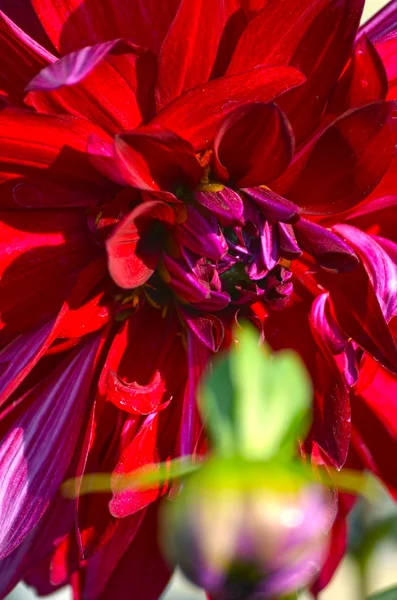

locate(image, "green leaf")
[[200, 323, 312, 460], [368, 586, 397, 599]]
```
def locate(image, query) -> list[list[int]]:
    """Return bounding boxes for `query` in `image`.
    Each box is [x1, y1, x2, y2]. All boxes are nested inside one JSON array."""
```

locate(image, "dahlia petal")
[[375, 32, 397, 99], [181, 329, 210, 456], [106, 200, 175, 289], [175, 205, 228, 262], [293, 219, 359, 272], [277, 223, 302, 260], [83, 511, 146, 599], [0, 309, 66, 406], [333, 225, 397, 323], [195, 188, 244, 226], [0, 109, 109, 187], [109, 413, 165, 518], [26, 41, 157, 134], [227, 0, 332, 74], [319, 262, 397, 374], [31, 0, 180, 55], [87, 136, 126, 185], [277, 0, 365, 140], [0, 210, 99, 336], [156, 0, 233, 110], [242, 187, 299, 223], [180, 308, 225, 353], [359, 0, 397, 40], [288, 102, 397, 215], [152, 65, 305, 150], [0, 10, 55, 104], [311, 294, 348, 355], [106, 370, 166, 415], [96, 505, 171, 600], [0, 493, 74, 597], [328, 37, 388, 114], [0, 0, 54, 51], [0, 336, 101, 559], [311, 507, 348, 595], [351, 371, 397, 500], [114, 126, 203, 192], [213, 102, 294, 186]]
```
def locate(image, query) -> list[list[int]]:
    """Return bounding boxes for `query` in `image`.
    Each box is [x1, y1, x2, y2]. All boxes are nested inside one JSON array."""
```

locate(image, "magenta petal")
[[242, 187, 299, 223], [359, 0, 397, 40], [0, 310, 65, 407], [293, 219, 359, 272], [311, 293, 348, 355], [195, 188, 244, 226], [180, 307, 225, 353], [333, 224, 397, 322], [175, 205, 228, 262], [26, 40, 127, 91], [0, 336, 101, 559], [278, 223, 302, 259]]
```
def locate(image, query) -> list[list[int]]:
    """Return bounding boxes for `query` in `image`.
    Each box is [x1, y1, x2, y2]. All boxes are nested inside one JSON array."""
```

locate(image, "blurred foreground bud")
[[162, 459, 333, 600]]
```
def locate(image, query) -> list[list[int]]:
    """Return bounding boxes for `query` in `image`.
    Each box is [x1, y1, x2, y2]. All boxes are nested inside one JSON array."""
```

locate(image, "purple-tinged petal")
[[26, 40, 126, 91], [311, 293, 348, 355], [195, 187, 244, 226], [293, 219, 359, 272], [0, 335, 101, 559], [180, 329, 210, 456], [333, 224, 397, 322], [260, 221, 279, 271], [175, 205, 228, 262], [278, 223, 302, 260], [242, 187, 299, 223], [0, 308, 66, 407], [359, 0, 397, 40], [180, 307, 225, 353]]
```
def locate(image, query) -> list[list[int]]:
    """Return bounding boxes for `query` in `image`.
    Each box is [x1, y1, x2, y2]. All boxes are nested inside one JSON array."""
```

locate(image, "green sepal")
[[200, 323, 312, 460], [368, 587, 397, 599]]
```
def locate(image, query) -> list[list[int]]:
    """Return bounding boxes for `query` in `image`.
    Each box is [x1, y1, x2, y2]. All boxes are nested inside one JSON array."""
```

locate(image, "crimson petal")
[[26, 41, 157, 134], [114, 126, 203, 193], [0, 336, 101, 559], [156, 0, 234, 110], [213, 102, 294, 186], [152, 65, 305, 150], [328, 36, 388, 114], [31, 0, 180, 55], [106, 200, 175, 289], [0, 10, 55, 104], [288, 102, 397, 215]]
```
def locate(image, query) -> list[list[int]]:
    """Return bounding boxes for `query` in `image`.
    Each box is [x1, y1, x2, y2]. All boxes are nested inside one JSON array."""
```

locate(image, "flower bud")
[[162, 460, 333, 599]]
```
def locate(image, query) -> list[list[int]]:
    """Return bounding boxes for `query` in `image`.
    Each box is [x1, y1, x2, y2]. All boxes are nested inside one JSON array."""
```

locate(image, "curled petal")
[[288, 102, 397, 215], [175, 205, 228, 262], [213, 102, 294, 186], [328, 37, 388, 114], [114, 126, 203, 193], [180, 307, 225, 353], [243, 187, 299, 223], [107, 370, 166, 415], [153, 65, 305, 150], [106, 200, 175, 289], [195, 188, 244, 226], [293, 219, 359, 272]]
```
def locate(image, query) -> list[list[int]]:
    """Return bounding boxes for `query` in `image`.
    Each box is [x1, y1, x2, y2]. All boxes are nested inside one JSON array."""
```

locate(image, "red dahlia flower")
[[1, 0, 397, 597]]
